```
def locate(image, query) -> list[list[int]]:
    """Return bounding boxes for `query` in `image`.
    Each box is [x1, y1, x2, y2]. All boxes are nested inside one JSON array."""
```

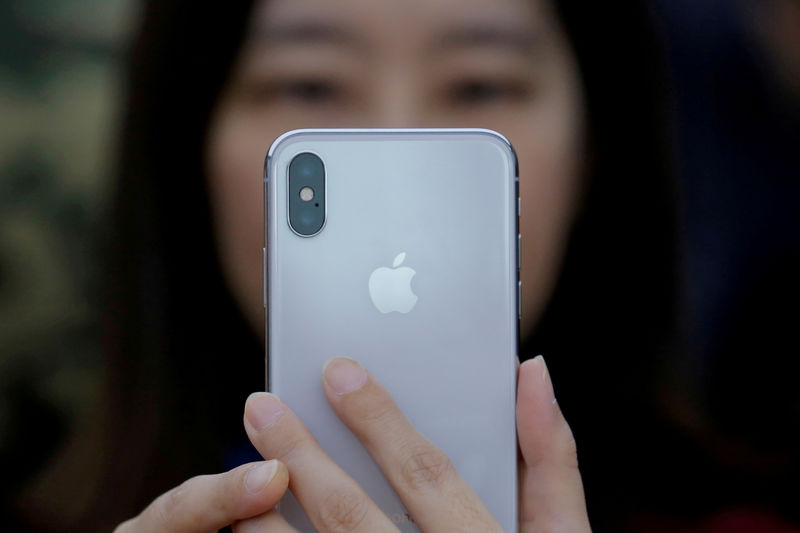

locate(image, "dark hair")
[[19, 1, 683, 531], [531, 2, 681, 527], [95, 2, 264, 529]]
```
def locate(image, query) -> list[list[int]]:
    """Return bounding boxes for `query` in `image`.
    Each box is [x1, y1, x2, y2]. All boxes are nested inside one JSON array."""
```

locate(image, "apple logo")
[[368, 252, 418, 314]]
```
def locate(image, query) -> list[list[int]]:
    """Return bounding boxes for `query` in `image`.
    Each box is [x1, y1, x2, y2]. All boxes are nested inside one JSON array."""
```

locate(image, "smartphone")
[[264, 129, 519, 532]]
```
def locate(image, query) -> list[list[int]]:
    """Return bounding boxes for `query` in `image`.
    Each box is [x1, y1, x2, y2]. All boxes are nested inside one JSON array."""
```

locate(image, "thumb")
[[517, 356, 591, 532]]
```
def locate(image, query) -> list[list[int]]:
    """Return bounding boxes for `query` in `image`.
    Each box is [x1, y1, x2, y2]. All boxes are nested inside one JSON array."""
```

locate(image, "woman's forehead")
[[248, 0, 550, 46]]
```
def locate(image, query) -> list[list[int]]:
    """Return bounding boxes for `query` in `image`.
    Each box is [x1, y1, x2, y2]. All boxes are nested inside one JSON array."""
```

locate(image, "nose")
[[370, 68, 427, 128]]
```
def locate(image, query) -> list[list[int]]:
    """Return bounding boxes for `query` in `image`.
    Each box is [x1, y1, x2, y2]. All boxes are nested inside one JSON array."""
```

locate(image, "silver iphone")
[[264, 129, 519, 532]]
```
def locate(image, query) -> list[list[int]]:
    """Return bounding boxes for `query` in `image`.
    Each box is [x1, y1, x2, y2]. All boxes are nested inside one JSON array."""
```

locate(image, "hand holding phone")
[[237, 355, 591, 533], [114, 356, 590, 533]]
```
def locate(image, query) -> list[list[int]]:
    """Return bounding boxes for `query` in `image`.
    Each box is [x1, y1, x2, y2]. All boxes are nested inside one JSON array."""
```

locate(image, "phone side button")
[[518, 234, 521, 270], [518, 196, 521, 217], [518, 280, 522, 318], [263, 247, 267, 308]]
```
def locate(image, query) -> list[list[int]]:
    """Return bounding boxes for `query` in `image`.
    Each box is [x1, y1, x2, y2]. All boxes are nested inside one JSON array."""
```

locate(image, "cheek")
[[510, 87, 585, 335], [206, 105, 270, 335]]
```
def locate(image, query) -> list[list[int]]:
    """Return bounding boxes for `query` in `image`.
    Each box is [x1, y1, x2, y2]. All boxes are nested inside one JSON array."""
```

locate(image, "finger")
[[517, 356, 591, 533], [244, 392, 399, 533], [321, 356, 504, 533], [114, 460, 289, 533], [233, 510, 297, 533]]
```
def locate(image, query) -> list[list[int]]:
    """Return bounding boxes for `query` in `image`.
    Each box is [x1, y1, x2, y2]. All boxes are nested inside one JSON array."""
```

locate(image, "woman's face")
[[207, 0, 585, 340]]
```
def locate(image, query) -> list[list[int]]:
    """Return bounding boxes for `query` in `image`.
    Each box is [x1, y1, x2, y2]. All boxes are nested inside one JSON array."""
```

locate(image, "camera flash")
[[299, 186, 314, 202]]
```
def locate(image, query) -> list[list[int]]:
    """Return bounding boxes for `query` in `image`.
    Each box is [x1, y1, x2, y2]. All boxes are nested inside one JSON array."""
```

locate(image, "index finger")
[[321, 357, 505, 533], [114, 460, 288, 533]]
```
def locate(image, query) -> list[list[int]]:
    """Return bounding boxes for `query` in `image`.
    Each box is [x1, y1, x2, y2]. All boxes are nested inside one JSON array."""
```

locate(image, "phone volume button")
[[262, 247, 267, 309], [517, 234, 521, 271], [518, 281, 522, 318]]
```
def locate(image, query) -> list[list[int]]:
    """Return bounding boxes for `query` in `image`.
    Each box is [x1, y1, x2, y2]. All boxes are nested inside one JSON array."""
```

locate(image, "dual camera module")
[[288, 152, 326, 236]]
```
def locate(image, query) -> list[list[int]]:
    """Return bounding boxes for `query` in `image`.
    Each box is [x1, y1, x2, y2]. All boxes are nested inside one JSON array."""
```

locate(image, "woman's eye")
[[276, 80, 342, 104], [446, 80, 531, 106], [243, 79, 344, 105]]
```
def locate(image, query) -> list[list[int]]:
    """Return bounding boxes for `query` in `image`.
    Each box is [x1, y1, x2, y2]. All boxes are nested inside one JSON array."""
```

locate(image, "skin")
[[119, 0, 591, 530], [117, 356, 590, 532]]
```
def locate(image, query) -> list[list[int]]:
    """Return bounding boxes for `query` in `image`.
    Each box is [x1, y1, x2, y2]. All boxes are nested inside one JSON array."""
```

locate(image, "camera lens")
[[292, 152, 323, 178], [299, 186, 314, 202], [288, 152, 326, 236]]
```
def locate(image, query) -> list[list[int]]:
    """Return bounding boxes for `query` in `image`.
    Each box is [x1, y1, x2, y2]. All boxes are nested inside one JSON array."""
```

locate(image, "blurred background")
[[0, 0, 138, 503], [1, 0, 798, 528]]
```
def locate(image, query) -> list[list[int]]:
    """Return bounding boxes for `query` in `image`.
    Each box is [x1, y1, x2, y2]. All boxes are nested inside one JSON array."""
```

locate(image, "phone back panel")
[[266, 129, 518, 532]]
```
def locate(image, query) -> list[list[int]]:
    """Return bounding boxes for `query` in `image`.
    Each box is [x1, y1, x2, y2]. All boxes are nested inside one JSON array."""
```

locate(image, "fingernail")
[[246, 392, 285, 431], [531, 355, 557, 405], [541, 357, 557, 405], [536, 354, 547, 382], [323, 357, 368, 395], [245, 460, 278, 493]]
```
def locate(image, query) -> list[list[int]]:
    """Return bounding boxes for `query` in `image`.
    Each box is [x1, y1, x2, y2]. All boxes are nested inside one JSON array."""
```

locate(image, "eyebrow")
[[251, 21, 362, 48], [250, 20, 539, 53], [436, 25, 540, 52]]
